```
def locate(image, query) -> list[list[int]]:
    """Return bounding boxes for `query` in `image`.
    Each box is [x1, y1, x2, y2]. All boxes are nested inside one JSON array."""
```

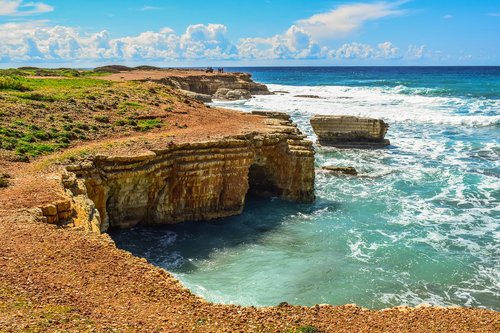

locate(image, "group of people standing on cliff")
[[205, 67, 224, 73]]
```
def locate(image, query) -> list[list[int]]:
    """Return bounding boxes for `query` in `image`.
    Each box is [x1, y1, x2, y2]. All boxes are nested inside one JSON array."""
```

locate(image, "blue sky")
[[0, 0, 499, 66]]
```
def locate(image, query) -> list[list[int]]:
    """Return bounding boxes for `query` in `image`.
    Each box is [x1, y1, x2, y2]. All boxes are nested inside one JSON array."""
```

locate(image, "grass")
[[0, 67, 182, 160], [0, 67, 110, 78], [0, 69, 189, 160], [288, 326, 322, 333], [135, 119, 162, 132], [0, 76, 31, 91]]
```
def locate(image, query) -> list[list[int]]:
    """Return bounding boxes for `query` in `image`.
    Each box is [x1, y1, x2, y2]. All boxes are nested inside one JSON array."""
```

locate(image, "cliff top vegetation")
[[0, 68, 206, 161]]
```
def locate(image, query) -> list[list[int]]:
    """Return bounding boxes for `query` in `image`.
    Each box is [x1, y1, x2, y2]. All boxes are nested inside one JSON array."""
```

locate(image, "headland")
[[0, 67, 497, 332]]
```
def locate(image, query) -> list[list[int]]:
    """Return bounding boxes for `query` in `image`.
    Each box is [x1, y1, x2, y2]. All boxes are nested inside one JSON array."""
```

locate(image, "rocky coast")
[[0, 68, 498, 332]]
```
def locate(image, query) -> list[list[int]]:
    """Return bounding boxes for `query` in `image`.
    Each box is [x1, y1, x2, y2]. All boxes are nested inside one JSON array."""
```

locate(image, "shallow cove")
[[110, 186, 498, 310]]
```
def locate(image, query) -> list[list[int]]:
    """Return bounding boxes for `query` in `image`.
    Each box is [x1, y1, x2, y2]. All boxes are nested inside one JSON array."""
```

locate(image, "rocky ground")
[[0, 69, 498, 332]]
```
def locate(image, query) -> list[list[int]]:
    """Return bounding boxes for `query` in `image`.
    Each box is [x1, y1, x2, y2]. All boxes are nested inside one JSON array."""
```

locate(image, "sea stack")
[[310, 115, 390, 148]]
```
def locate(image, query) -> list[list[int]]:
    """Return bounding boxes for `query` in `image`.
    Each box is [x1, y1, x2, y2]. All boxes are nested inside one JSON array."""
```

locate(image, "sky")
[[0, 0, 499, 67]]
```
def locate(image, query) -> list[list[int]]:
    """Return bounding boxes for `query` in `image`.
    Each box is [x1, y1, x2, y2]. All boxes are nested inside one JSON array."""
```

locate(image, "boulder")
[[214, 88, 252, 100], [179, 89, 212, 103], [310, 115, 390, 148]]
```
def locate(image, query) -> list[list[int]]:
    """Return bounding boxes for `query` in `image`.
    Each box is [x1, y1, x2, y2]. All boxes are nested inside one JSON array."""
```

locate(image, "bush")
[[134, 119, 161, 132], [290, 326, 322, 333], [16, 142, 58, 157], [75, 122, 90, 130], [0, 77, 31, 91], [94, 115, 110, 123], [0, 173, 10, 188], [19, 93, 56, 102]]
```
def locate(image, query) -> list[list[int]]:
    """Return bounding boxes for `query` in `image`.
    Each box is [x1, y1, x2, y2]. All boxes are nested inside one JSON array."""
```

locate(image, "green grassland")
[[0, 68, 184, 161]]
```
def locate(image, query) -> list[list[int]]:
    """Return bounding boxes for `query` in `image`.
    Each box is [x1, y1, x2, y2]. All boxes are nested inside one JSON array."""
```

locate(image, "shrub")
[[75, 122, 90, 130], [0, 77, 31, 91], [19, 93, 56, 102], [290, 326, 322, 333], [94, 115, 110, 123], [32, 130, 52, 141], [134, 119, 161, 132], [16, 142, 58, 157], [0, 173, 10, 188]]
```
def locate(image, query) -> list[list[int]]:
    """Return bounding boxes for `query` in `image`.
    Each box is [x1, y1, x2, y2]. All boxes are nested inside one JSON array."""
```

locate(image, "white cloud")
[[0, 0, 53, 16], [0, 20, 427, 63], [238, 25, 324, 60], [331, 41, 400, 59], [443, 14, 453, 19], [488, 13, 500, 17], [140, 6, 161, 11], [406, 44, 426, 59], [296, 1, 406, 40], [180, 24, 237, 59], [0, 21, 240, 61]]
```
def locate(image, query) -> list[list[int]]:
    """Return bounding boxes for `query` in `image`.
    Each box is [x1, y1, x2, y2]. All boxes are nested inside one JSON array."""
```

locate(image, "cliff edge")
[[102, 68, 272, 101]]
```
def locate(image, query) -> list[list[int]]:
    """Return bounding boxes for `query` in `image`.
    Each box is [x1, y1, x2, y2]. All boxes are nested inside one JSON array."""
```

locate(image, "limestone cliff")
[[54, 115, 314, 232], [310, 115, 390, 147]]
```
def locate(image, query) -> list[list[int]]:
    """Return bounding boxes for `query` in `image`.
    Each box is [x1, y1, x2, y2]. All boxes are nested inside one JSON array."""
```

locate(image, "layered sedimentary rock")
[[310, 115, 390, 147], [60, 117, 314, 232], [157, 73, 271, 101]]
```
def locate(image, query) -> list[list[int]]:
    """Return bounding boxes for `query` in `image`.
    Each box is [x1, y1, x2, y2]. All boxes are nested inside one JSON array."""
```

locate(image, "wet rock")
[[310, 115, 390, 148], [294, 94, 322, 99], [322, 165, 358, 175], [251, 111, 291, 121]]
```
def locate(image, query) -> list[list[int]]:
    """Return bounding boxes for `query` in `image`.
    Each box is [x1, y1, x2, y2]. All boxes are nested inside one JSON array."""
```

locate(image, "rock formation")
[[178, 89, 213, 103], [322, 165, 358, 175], [310, 115, 390, 147], [157, 73, 271, 101], [251, 110, 291, 121], [294, 95, 323, 99], [55, 116, 314, 232], [214, 88, 252, 101]]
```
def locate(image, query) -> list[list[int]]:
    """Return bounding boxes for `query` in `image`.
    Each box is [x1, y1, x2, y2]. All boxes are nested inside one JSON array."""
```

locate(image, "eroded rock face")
[[64, 118, 314, 232], [157, 73, 271, 100], [310, 115, 390, 147]]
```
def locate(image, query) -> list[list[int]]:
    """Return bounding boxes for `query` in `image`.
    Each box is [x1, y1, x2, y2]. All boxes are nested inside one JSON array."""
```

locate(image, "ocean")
[[110, 67, 499, 310]]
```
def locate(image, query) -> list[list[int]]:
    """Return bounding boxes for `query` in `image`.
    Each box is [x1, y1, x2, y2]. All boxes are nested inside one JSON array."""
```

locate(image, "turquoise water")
[[111, 67, 499, 310]]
